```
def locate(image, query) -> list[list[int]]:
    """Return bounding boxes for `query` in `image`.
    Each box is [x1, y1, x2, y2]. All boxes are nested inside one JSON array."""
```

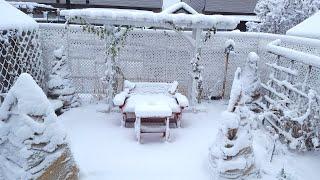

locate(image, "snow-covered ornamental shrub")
[[247, 0, 320, 34], [48, 46, 80, 112], [0, 73, 78, 179], [209, 52, 260, 179], [0, 0, 44, 95]]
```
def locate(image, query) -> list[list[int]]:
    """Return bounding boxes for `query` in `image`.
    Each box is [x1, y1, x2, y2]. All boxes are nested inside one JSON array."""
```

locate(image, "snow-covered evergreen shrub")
[[209, 53, 260, 178], [209, 111, 255, 179], [47, 46, 80, 112], [247, 0, 320, 34], [0, 73, 78, 179]]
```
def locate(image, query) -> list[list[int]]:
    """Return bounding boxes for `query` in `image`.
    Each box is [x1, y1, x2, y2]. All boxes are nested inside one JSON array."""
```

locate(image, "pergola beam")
[[61, 8, 239, 30]]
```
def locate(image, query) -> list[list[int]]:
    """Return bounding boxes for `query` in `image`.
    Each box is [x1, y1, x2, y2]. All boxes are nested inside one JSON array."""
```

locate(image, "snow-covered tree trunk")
[[47, 46, 80, 113], [0, 73, 78, 179]]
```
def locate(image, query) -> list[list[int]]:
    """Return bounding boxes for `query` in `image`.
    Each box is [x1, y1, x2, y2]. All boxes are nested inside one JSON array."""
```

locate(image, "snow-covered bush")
[[47, 46, 80, 112], [209, 111, 255, 179], [0, 73, 78, 179], [209, 53, 260, 178], [247, 0, 320, 34]]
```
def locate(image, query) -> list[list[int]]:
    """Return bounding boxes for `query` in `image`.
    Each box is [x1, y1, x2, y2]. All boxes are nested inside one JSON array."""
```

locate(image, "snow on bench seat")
[[135, 103, 172, 118], [123, 94, 181, 113]]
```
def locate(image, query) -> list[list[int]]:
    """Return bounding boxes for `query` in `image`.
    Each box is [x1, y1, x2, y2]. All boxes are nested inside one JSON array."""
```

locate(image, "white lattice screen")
[[39, 24, 320, 99], [0, 29, 44, 95]]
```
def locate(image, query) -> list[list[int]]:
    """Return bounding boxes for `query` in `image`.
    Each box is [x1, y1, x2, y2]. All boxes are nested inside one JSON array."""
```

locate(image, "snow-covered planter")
[[0, 73, 78, 179], [0, 0, 44, 94], [47, 46, 80, 112]]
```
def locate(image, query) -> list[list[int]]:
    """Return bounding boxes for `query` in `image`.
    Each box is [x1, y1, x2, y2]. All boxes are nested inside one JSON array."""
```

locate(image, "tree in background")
[[247, 0, 320, 34]]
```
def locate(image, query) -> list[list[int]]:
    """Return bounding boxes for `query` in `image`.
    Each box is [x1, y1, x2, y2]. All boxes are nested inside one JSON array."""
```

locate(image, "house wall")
[[204, 0, 258, 15]]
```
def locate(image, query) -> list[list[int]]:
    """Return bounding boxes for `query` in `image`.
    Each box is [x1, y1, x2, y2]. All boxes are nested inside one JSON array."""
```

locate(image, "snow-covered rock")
[[0, 73, 78, 179]]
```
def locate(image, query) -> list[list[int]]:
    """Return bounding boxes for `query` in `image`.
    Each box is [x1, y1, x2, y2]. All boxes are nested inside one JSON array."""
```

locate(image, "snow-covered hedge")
[[0, 73, 78, 179]]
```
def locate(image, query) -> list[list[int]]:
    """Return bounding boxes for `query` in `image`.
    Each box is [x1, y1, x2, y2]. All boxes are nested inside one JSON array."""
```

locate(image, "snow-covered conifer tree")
[[47, 46, 80, 112], [0, 73, 78, 179], [209, 52, 261, 178], [247, 0, 320, 34], [209, 111, 255, 179]]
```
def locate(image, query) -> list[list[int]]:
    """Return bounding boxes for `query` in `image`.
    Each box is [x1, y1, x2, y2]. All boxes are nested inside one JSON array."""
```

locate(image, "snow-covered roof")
[[61, 8, 239, 30], [0, 0, 38, 31], [162, 0, 180, 10], [204, 0, 258, 14], [9, 1, 55, 10], [162, 2, 199, 15], [286, 11, 320, 40]]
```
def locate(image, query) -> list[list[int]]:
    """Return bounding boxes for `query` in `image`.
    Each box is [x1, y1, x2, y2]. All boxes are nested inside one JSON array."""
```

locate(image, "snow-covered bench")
[[113, 80, 189, 128]]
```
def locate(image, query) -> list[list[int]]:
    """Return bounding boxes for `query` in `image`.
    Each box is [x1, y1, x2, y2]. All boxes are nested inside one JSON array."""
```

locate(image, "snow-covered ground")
[[59, 101, 320, 180]]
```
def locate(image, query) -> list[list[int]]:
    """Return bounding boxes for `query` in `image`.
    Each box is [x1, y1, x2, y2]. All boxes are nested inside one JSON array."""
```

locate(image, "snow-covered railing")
[[267, 39, 320, 68]]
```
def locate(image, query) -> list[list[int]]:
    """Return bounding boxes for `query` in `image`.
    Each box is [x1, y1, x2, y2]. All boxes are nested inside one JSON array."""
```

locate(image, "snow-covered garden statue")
[[0, 73, 78, 179], [48, 46, 80, 112], [209, 52, 260, 179]]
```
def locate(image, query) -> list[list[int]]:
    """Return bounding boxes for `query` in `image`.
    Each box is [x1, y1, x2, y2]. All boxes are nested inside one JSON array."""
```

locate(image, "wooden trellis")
[[259, 39, 320, 151]]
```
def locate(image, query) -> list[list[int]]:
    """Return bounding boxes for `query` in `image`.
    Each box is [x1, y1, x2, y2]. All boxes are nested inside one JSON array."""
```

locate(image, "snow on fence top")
[[0, 0, 38, 31], [287, 12, 320, 40], [61, 8, 239, 30], [266, 39, 320, 68]]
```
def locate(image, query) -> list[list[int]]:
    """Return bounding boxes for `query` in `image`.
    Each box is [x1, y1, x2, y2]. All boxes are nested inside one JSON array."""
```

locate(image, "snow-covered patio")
[[59, 102, 320, 180], [1, 0, 320, 179]]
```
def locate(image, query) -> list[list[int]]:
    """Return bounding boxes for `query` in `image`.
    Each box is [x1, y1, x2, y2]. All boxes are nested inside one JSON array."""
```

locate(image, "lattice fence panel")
[[0, 29, 44, 95], [38, 24, 320, 99]]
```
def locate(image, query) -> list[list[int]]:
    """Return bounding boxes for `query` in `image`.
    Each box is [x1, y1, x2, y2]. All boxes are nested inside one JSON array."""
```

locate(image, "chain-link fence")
[[0, 28, 44, 97]]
